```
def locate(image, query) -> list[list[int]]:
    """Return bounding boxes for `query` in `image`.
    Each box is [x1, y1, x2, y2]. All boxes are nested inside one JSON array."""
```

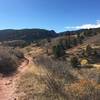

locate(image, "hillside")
[[14, 33, 100, 100], [0, 28, 100, 43], [59, 28, 100, 36], [0, 29, 57, 42], [0, 28, 100, 100]]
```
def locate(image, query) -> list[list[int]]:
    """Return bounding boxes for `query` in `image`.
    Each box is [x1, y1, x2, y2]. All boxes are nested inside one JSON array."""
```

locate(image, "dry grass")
[[65, 80, 100, 100], [16, 45, 100, 100], [16, 55, 78, 100], [16, 69, 100, 100]]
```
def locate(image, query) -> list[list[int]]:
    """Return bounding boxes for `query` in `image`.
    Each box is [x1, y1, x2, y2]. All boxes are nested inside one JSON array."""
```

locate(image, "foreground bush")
[[0, 46, 24, 75], [0, 54, 17, 74]]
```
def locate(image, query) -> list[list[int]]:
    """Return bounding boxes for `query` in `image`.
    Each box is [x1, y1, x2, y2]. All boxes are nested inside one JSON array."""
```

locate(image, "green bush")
[[53, 44, 65, 58]]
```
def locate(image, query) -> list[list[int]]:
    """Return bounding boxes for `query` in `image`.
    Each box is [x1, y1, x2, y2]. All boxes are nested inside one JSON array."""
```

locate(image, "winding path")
[[0, 57, 30, 100]]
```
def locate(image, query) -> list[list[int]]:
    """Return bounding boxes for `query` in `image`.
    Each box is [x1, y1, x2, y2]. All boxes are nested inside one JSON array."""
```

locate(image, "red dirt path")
[[0, 57, 29, 100]]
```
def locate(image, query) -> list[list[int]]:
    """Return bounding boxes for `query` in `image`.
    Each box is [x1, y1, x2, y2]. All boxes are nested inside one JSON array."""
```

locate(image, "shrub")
[[73, 38, 78, 46], [0, 46, 23, 75], [86, 45, 92, 56], [71, 56, 80, 68], [52, 44, 65, 58], [12, 49, 24, 59], [0, 54, 17, 75]]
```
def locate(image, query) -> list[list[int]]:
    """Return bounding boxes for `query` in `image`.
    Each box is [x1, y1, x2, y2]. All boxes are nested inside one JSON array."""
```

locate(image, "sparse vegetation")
[[16, 54, 100, 100], [0, 28, 100, 100]]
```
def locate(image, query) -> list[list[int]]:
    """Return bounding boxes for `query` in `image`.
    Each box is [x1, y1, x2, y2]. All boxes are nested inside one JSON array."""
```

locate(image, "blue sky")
[[0, 0, 100, 32]]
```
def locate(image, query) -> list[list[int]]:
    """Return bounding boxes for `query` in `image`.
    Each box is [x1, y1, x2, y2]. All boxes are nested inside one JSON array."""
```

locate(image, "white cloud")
[[65, 20, 100, 30]]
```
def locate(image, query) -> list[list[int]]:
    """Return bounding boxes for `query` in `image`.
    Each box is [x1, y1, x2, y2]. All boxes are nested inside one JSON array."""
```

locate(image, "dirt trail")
[[0, 57, 30, 100]]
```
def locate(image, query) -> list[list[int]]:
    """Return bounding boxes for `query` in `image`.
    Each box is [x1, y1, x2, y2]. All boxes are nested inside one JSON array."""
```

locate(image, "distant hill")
[[0, 28, 100, 42], [0, 29, 58, 42], [59, 28, 100, 36]]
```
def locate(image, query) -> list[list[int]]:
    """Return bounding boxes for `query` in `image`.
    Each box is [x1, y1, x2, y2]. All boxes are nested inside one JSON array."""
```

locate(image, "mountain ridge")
[[0, 28, 100, 42]]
